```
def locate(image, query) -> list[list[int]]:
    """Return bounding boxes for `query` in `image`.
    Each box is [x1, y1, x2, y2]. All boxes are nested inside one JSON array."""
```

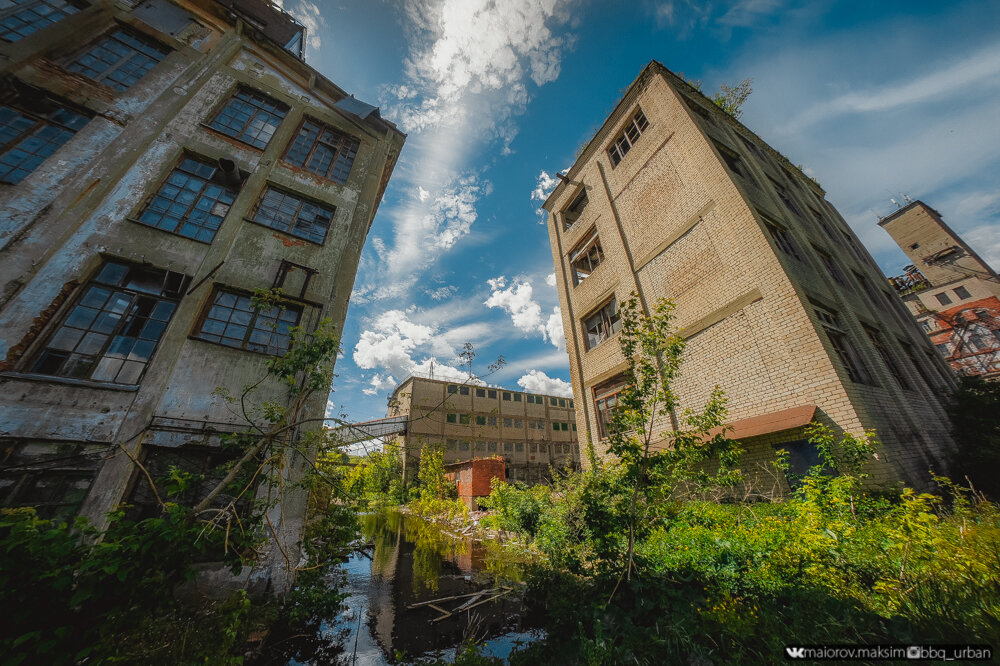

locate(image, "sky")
[[278, 0, 1000, 425]]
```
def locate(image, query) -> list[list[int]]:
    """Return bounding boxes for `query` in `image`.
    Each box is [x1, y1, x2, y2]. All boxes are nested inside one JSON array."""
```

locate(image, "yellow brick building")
[[542, 61, 955, 490]]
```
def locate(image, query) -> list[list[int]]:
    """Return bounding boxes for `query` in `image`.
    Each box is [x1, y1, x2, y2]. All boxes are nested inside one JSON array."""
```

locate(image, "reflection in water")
[[267, 510, 538, 665]]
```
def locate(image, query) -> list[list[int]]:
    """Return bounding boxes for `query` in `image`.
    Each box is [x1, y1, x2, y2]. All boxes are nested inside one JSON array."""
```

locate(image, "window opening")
[[137, 156, 240, 243], [0, 0, 82, 42], [569, 229, 604, 286], [67, 28, 169, 91], [607, 108, 649, 167], [863, 325, 911, 390], [583, 298, 621, 350], [763, 217, 802, 261], [815, 246, 848, 287], [0, 85, 90, 184], [815, 306, 872, 384], [593, 375, 626, 440], [208, 87, 288, 149], [284, 117, 359, 184], [768, 176, 803, 218], [562, 188, 588, 229], [30, 260, 185, 384], [936, 292, 952, 306], [251, 186, 334, 244], [954, 285, 972, 300], [195, 288, 301, 355]]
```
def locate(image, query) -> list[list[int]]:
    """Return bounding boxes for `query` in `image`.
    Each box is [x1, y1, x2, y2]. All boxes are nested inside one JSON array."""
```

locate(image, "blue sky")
[[280, 0, 1000, 424]]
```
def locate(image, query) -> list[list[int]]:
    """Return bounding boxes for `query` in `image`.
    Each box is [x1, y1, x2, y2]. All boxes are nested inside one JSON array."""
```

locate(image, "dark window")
[[514, 419, 522, 427], [209, 88, 288, 149], [487, 416, 497, 426], [195, 289, 301, 355], [127, 446, 240, 523], [515, 442, 524, 452], [808, 206, 837, 241], [488, 389, 497, 399], [0, 88, 90, 184], [954, 285, 972, 300], [768, 176, 803, 218], [459, 414, 469, 424], [572, 423, 577, 431], [30, 260, 184, 384], [252, 186, 334, 244], [815, 247, 848, 287], [570, 230, 604, 286], [763, 218, 802, 261], [713, 140, 751, 181], [136, 157, 239, 243], [476, 388, 486, 397], [447, 384, 457, 394], [593, 375, 626, 440], [503, 417, 512, 427], [550, 397, 557, 406], [459, 440, 470, 451], [513, 393, 521, 402], [0, 442, 102, 522], [569, 399, 574, 408], [920, 320, 932, 333], [607, 108, 649, 167], [446, 413, 456, 423], [899, 340, 937, 389], [487, 441, 497, 452], [0, 0, 81, 42], [815, 306, 873, 384], [863, 325, 911, 390], [475, 415, 486, 425], [684, 96, 712, 122], [475, 441, 485, 451], [559, 398, 566, 407], [562, 188, 588, 229], [460, 386, 470, 396], [773, 439, 829, 487], [935, 292, 952, 306], [583, 298, 621, 350], [503, 442, 512, 452], [284, 118, 359, 184], [502, 391, 511, 401], [67, 28, 169, 92]]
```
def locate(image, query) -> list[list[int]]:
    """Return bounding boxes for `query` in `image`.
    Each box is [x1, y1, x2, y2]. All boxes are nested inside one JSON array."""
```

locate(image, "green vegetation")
[[408, 442, 468, 521], [469, 296, 1000, 664], [948, 375, 1000, 499], [0, 311, 359, 665]]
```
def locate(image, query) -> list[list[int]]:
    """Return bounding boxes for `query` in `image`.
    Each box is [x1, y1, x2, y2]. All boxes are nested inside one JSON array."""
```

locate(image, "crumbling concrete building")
[[385, 375, 581, 485], [0, 0, 404, 593], [880, 200, 1000, 380], [543, 61, 956, 490]]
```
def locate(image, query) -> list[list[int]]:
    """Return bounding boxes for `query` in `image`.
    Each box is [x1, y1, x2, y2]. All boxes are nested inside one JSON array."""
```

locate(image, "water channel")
[[262, 510, 541, 665]]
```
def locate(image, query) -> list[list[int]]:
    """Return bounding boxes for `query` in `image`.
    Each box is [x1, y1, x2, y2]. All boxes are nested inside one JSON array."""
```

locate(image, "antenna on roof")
[[890, 198, 900, 209], [902, 193, 913, 203], [429, 360, 434, 380]]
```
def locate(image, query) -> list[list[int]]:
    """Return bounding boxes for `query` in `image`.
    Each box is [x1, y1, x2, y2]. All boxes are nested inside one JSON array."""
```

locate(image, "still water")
[[267, 510, 540, 665]]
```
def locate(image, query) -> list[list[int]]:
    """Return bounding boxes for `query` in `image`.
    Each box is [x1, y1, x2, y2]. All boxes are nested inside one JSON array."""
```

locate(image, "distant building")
[[879, 201, 1000, 380], [444, 458, 505, 510], [385, 375, 580, 485], [0, 0, 404, 593], [542, 61, 956, 490]]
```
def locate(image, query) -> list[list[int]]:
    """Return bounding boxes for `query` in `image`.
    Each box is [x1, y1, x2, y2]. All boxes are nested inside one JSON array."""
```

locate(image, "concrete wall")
[[0, 0, 403, 594]]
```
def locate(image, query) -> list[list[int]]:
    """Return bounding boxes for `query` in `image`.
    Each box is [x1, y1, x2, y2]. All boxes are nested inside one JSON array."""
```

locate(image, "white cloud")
[[545, 272, 556, 287], [517, 370, 572, 397], [531, 169, 560, 202], [962, 224, 1000, 272], [418, 186, 430, 201], [362, 374, 398, 396], [545, 306, 564, 350], [426, 284, 458, 300]]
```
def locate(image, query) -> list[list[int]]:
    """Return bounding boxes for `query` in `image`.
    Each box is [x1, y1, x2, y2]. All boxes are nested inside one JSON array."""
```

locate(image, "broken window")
[[763, 217, 802, 261], [127, 446, 240, 523], [209, 87, 288, 149], [0, 442, 103, 522], [815, 306, 873, 384], [67, 28, 170, 91], [607, 108, 649, 167], [569, 229, 604, 285], [583, 297, 621, 350], [713, 140, 752, 181], [562, 188, 588, 229], [195, 288, 301, 355], [863, 325, 912, 390], [768, 176, 803, 219], [251, 186, 334, 244], [0, 0, 83, 42], [284, 117, 360, 184], [30, 260, 184, 384], [814, 246, 848, 287], [808, 206, 837, 241], [136, 156, 240, 243], [0, 85, 90, 184], [593, 375, 626, 440]]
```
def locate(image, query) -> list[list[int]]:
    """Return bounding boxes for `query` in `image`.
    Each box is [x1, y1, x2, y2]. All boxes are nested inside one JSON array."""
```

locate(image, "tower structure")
[[543, 61, 955, 489], [0, 0, 404, 592], [880, 201, 1000, 379]]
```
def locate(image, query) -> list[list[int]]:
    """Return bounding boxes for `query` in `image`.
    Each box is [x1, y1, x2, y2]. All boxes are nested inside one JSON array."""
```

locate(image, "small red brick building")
[[444, 457, 506, 510]]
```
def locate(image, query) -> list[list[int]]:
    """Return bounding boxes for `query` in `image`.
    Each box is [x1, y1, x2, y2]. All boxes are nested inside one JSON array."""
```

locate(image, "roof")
[[387, 373, 575, 404]]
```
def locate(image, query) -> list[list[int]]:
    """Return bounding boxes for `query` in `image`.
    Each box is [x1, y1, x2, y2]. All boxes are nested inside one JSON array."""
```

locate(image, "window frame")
[[561, 187, 589, 229], [569, 228, 604, 286], [206, 86, 289, 150], [607, 108, 649, 168], [66, 26, 170, 92], [282, 116, 360, 184], [815, 306, 874, 385], [28, 259, 185, 386], [593, 375, 626, 440], [193, 286, 302, 356], [762, 215, 802, 261], [0, 0, 83, 42], [0, 85, 91, 185], [248, 184, 335, 245], [582, 297, 622, 350]]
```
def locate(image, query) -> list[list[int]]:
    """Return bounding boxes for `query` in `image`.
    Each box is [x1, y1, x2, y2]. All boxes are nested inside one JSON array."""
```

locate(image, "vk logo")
[[786, 647, 806, 658]]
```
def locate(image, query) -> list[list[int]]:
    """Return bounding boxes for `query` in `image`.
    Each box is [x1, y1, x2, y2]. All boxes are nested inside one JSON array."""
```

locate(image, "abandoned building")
[[879, 200, 1000, 380], [444, 457, 506, 510], [384, 375, 581, 485], [542, 61, 957, 490], [0, 0, 404, 593]]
